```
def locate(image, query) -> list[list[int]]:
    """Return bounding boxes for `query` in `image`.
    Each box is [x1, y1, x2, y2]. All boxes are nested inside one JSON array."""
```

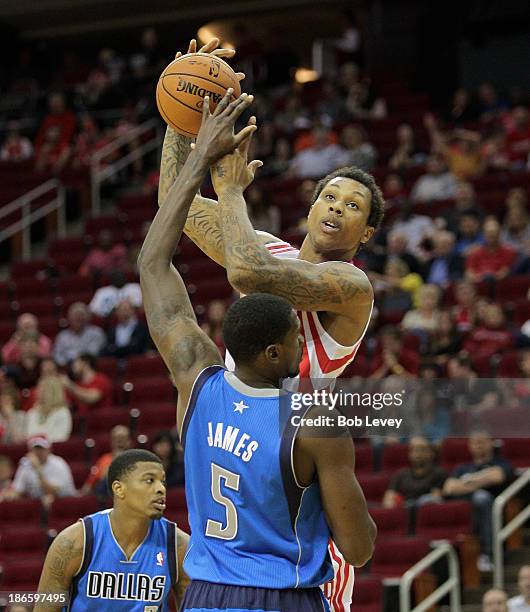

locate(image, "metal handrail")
[[493, 469, 530, 588], [0, 179, 65, 260], [400, 541, 461, 612], [90, 118, 162, 215]]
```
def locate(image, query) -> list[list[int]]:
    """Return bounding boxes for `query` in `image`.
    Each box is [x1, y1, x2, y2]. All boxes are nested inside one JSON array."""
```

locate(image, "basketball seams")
[[156, 81, 197, 136]]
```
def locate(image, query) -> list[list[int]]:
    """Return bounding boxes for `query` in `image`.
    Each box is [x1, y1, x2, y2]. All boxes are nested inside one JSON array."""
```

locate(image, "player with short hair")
[[158, 38, 384, 611], [35, 449, 189, 611], [140, 88, 376, 611]]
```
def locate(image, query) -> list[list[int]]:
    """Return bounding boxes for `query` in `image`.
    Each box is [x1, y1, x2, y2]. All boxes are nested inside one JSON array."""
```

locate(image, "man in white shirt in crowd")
[[411, 154, 457, 202], [289, 125, 346, 178], [483, 589, 509, 612], [509, 566, 530, 611], [89, 270, 142, 317], [4, 434, 75, 507], [53, 302, 106, 366]]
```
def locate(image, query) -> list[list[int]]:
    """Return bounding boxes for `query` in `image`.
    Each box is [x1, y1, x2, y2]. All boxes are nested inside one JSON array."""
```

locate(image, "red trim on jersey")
[[336, 562, 350, 611], [328, 543, 345, 612], [306, 313, 358, 374]]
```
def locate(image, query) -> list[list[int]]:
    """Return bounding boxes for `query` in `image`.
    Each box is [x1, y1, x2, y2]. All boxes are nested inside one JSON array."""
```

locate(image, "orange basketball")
[[156, 52, 241, 137]]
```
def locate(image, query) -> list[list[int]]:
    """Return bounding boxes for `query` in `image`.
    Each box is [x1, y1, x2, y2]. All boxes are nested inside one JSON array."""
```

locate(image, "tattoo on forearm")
[[185, 199, 224, 263], [159, 128, 193, 205]]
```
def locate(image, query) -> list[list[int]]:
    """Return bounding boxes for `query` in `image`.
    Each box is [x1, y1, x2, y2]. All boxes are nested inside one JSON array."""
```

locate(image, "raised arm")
[[140, 90, 255, 432], [157, 39, 275, 267], [296, 405, 377, 567], [35, 522, 84, 612]]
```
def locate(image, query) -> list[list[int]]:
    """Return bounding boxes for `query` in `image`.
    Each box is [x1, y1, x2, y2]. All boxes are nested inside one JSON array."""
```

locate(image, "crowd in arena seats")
[[0, 25, 529, 604]]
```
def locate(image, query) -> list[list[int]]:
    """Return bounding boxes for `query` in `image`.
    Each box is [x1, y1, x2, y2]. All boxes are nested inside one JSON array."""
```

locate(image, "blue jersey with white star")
[[181, 366, 332, 589]]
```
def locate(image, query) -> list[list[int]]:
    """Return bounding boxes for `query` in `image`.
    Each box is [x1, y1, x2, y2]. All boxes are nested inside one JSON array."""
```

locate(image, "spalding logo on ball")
[[156, 52, 241, 137]]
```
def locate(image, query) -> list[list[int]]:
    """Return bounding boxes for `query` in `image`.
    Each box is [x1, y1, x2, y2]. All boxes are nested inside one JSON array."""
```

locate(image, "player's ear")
[[360, 225, 375, 244], [112, 480, 125, 500], [265, 344, 279, 362]]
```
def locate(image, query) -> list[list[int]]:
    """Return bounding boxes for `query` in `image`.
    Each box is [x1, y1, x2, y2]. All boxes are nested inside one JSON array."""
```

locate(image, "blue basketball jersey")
[[67, 509, 177, 611], [182, 366, 333, 589]]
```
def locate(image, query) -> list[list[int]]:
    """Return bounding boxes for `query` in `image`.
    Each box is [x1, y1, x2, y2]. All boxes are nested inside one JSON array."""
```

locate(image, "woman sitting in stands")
[[25, 377, 72, 443]]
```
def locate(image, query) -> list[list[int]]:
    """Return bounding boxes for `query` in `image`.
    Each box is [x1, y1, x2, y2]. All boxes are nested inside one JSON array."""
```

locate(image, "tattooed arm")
[[140, 91, 255, 433], [217, 183, 373, 317], [174, 528, 191, 606], [35, 522, 84, 611]]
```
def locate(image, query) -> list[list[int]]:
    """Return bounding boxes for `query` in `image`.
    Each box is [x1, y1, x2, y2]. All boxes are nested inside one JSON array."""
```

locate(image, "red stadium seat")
[[0, 442, 27, 464], [12, 277, 52, 299], [11, 259, 49, 279], [0, 557, 44, 591], [416, 501, 472, 541], [0, 498, 42, 527], [124, 355, 167, 379], [496, 276, 529, 301], [351, 576, 384, 612], [0, 525, 48, 561], [441, 438, 472, 472], [85, 408, 132, 435], [497, 351, 523, 377], [137, 404, 176, 433], [96, 356, 121, 380], [371, 536, 430, 578], [128, 377, 175, 403], [357, 473, 391, 504], [13, 296, 57, 317], [48, 495, 99, 533], [53, 437, 88, 462], [502, 438, 530, 469], [70, 461, 91, 488], [381, 443, 409, 473], [370, 506, 409, 536], [166, 487, 187, 512], [355, 445, 374, 474]]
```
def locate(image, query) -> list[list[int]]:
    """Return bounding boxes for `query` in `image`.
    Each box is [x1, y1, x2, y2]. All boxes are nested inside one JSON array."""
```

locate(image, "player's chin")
[[148, 508, 164, 520]]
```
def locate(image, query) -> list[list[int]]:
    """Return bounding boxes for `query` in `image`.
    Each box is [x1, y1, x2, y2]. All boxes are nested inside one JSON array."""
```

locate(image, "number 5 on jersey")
[[206, 462, 240, 540]]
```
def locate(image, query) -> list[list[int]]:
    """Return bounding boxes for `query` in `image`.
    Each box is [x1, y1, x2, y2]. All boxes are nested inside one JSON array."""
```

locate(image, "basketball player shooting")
[[139, 88, 376, 611], [159, 39, 385, 612], [35, 450, 189, 611]]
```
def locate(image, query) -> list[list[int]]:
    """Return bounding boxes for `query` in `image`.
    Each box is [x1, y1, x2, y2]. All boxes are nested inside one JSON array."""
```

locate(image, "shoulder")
[[321, 261, 374, 301], [50, 454, 70, 468]]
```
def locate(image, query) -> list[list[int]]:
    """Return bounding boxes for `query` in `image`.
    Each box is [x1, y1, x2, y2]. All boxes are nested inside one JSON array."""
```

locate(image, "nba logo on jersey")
[[156, 552, 164, 566], [144, 607, 159, 611]]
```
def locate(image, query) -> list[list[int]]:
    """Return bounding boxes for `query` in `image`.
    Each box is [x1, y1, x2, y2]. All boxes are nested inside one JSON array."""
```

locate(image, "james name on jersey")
[[207, 421, 259, 463], [86, 571, 166, 601]]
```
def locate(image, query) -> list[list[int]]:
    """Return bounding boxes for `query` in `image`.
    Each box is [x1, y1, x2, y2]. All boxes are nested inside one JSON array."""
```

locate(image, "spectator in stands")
[[401, 284, 442, 336], [1, 312, 52, 365], [376, 259, 415, 314], [151, 430, 185, 488], [34, 93, 76, 174], [508, 565, 530, 611], [369, 326, 419, 378], [466, 217, 517, 281], [336, 124, 377, 171], [274, 95, 311, 135], [288, 126, 345, 178], [60, 353, 112, 415], [0, 381, 25, 443], [410, 154, 457, 202], [260, 137, 291, 178], [0, 121, 34, 161], [81, 424, 131, 496], [501, 203, 530, 257], [104, 299, 149, 358], [506, 106, 530, 168], [345, 80, 387, 120], [443, 429, 514, 572], [477, 82, 508, 122], [314, 81, 349, 124], [201, 300, 227, 354], [482, 589, 509, 612], [383, 436, 447, 509], [383, 231, 423, 276], [416, 388, 451, 441], [53, 302, 106, 366], [425, 310, 462, 365], [246, 185, 281, 235], [464, 304, 514, 361], [425, 230, 464, 286], [23, 356, 61, 412], [79, 229, 129, 279], [70, 114, 110, 169], [445, 88, 478, 125], [89, 269, 142, 318], [383, 173, 407, 204], [390, 200, 436, 258], [5, 331, 42, 390], [389, 123, 426, 171], [5, 434, 76, 508], [506, 187, 528, 213], [455, 209, 485, 256], [0, 455, 14, 496], [25, 377, 72, 443]]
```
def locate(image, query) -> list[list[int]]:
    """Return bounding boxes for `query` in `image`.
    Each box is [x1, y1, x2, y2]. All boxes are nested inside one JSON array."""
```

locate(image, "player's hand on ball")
[[174, 38, 245, 82], [193, 89, 256, 165], [211, 116, 263, 195]]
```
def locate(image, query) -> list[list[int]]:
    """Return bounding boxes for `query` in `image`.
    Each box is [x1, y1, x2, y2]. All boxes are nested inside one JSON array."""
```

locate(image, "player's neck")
[[109, 508, 150, 555], [298, 234, 356, 263], [232, 366, 278, 390]]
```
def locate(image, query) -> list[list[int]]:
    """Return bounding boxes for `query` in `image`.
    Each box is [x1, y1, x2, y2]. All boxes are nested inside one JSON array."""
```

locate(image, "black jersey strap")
[[166, 520, 178, 588]]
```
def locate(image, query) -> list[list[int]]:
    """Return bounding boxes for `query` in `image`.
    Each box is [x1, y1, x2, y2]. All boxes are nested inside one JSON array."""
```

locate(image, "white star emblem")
[[233, 400, 249, 414]]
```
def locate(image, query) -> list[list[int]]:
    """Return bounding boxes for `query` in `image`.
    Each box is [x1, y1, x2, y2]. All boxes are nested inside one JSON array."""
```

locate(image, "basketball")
[[156, 52, 242, 137]]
